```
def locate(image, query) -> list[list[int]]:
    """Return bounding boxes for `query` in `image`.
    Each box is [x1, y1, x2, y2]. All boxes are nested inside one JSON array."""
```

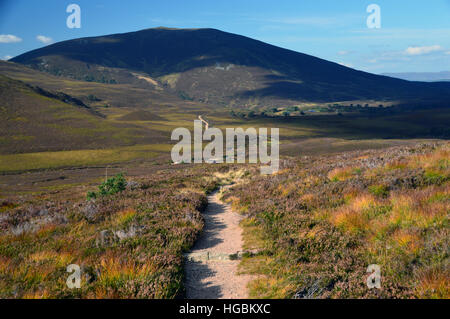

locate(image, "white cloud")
[[445, 51, 450, 55], [36, 35, 53, 44], [0, 34, 22, 43], [368, 59, 377, 63], [2, 55, 13, 60], [338, 50, 350, 56], [405, 45, 442, 55]]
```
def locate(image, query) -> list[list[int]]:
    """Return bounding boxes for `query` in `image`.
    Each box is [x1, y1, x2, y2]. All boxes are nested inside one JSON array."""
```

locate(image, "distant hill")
[[382, 71, 450, 82], [0, 74, 166, 154], [11, 27, 450, 107]]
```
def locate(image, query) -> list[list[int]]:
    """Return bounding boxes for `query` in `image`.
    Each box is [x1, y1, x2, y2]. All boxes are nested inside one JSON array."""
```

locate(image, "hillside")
[[0, 74, 168, 154], [0, 60, 196, 110], [223, 142, 449, 298], [11, 27, 450, 107], [0, 61, 213, 155]]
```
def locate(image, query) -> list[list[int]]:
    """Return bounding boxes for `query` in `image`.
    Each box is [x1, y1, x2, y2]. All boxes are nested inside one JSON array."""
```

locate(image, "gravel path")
[[184, 189, 253, 299]]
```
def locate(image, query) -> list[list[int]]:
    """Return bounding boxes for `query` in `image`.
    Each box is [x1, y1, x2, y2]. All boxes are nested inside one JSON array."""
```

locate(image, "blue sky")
[[1, 0, 449, 73]]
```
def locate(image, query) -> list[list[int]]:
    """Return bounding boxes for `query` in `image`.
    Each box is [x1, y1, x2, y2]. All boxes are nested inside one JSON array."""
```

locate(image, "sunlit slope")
[[0, 74, 165, 154]]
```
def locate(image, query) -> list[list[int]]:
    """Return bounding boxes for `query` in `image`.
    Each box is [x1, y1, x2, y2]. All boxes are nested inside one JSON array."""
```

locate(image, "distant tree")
[[236, 112, 246, 119], [84, 75, 95, 82]]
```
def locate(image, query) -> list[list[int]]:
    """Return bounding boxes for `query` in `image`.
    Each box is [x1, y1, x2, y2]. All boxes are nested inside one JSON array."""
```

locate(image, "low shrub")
[[87, 173, 127, 200]]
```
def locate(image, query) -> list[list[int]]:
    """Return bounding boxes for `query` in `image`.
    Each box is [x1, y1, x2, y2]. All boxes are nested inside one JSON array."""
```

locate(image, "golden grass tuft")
[[278, 183, 297, 197], [247, 276, 295, 299], [327, 166, 360, 182], [114, 209, 137, 226], [227, 195, 249, 214], [300, 193, 316, 205], [29, 250, 74, 267], [415, 266, 450, 299], [22, 289, 50, 299], [331, 195, 372, 233], [302, 175, 321, 188], [0, 256, 11, 273], [98, 253, 156, 284], [35, 224, 58, 238], [349, 194, 377, 211], [410, 148, 449, 170], [390, 229, 422, 254], [333, 207, 370, 235], [388, 195, 415, 227], [389, 187, 448, 229]]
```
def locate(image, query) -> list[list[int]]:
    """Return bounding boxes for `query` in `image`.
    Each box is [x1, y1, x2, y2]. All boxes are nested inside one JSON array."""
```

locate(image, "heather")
[[223, 142, 449, 298], [0, 164, 236, 298]]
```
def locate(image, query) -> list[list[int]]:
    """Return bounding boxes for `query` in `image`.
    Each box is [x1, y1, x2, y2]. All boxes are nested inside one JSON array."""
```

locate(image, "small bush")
[[87, 173, 127, 200], [369, 184, 390, 198], [424, 170, 446, 185]]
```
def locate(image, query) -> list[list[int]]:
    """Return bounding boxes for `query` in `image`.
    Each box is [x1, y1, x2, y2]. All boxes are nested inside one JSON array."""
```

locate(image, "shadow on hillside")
[[234, 107, 450, 140]]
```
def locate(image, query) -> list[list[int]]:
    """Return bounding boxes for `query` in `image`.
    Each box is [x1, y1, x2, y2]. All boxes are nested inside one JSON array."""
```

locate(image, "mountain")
[[382, 71, 450, 82], [11, 27, 450, 107]]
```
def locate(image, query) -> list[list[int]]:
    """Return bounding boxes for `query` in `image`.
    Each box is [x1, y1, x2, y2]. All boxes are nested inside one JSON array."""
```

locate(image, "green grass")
[[0, 144, 172, 172]]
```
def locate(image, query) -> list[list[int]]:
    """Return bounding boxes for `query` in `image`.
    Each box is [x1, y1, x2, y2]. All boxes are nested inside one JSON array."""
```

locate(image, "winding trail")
[[198, 115, 209, 130], [184, 188, 252, 299]]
